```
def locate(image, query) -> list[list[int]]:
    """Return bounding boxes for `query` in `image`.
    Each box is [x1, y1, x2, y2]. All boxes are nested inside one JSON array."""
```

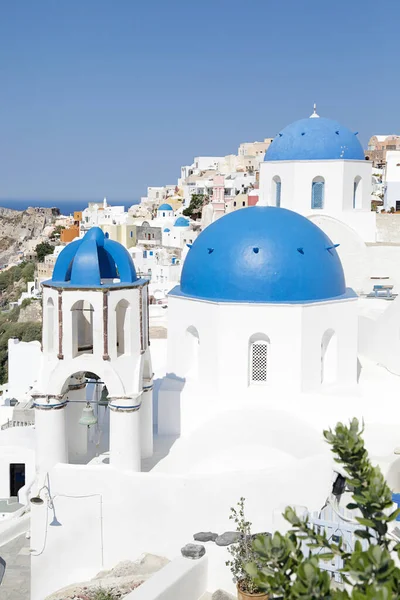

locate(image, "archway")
[[71, 300, 94, 357], [63, 371, 110, 465], [116, 299, 131, 356], [321, 329, 337, 384], [46, 297, 55, 353]]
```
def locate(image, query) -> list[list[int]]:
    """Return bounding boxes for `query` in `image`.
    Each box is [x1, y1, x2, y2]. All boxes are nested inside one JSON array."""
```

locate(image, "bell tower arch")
[[35, 228, 153, 473]]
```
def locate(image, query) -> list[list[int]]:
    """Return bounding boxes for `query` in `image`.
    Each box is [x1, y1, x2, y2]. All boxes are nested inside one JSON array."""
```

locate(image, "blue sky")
[[0, 0, 397, 202]]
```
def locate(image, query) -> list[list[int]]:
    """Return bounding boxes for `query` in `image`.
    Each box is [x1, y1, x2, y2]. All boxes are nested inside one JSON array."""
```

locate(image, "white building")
[[384, 151, 400, 211], [159, 207, 358, 435], [258, 109, 376, 243], [80, 198, 133, 236], [2, 210, 400, 598]]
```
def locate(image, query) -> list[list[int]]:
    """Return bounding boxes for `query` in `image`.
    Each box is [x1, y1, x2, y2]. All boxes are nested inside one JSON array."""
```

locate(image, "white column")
[[141, 376, 154, 459], [34, 395, 67, 473], [109, 394, 141, 472]]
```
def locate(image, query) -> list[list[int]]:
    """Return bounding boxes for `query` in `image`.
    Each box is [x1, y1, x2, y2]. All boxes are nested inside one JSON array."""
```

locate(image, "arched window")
[[353, 176, 362, 209], [272, 176, 281, 207], [249, 334, 270, 384], [321, 329, 337, 384], [186, 326, 200, 379], [311, 176, 325, 209], [71, 300, 94, 357], [116, 299, 131, 356], [46, 298, 55, 353]]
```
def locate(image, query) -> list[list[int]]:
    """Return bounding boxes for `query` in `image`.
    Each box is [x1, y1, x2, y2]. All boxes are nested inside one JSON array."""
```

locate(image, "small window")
[[272, 176, 281, 207], [242, 201, 246, 206], [130, 231, 133, 238], [353, 176, 362, 209], [250, 341, 268, 383], [234, 201, 237, 207], [311, 177, 325, 209]]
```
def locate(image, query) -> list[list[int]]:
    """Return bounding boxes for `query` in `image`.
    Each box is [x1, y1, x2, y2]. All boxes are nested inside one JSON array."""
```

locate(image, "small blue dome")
[[265, 117, 364, 161], [164, 228, 171, 233], [158, 203, 173, 211], [179, 207, 347, 303], [174, 217, 189, 227], [50, 227, 137, 287]]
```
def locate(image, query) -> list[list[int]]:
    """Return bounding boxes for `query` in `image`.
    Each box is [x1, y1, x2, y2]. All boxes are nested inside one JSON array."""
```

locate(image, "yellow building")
[[100, 223, 137, 248]]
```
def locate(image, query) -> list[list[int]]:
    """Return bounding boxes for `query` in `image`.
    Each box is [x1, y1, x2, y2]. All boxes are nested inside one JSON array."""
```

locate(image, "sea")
[[0, 198, 140, 215]]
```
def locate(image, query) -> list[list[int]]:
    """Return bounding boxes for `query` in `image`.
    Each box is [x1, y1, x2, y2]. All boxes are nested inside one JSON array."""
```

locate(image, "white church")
[[2, 110, 400, 598]]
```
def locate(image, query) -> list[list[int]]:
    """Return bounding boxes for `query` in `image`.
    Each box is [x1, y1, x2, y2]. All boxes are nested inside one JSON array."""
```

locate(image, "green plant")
[[245, 418, 400, 599], [90, 588, 119, 600], [20, 298, 33, 309], [35, 241, 54, 262], [226, 497, 264, 594], [49, 224, 65, 240], [182, 194, 208, 219]]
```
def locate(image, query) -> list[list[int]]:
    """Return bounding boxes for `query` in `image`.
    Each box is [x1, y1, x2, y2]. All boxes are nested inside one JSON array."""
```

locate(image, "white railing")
[[0, 419, 34, 430], [306, 505, 368, 583]]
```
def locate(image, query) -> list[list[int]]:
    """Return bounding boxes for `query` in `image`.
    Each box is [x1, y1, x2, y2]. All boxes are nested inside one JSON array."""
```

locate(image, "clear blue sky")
[[0, 0, 398, 202]]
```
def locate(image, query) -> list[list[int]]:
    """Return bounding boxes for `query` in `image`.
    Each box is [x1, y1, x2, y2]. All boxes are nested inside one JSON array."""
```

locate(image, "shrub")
[[35, 241, 54, 262], [245, 418, 400, 599]]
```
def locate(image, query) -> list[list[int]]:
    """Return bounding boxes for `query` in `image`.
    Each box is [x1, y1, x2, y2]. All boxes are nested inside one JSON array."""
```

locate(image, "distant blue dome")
[[50, 227, 137, 287], [164, 228, 171, 233], [174, 217, 189, 227], [158, 203, 173, 211], [179, 207, 347, 303], [265, 117, 364, 162]]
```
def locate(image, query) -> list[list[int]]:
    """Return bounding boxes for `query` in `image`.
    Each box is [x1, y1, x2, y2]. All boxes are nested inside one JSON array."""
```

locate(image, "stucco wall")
[[31, 454, 332, 600], [258, 159, 375, 241]]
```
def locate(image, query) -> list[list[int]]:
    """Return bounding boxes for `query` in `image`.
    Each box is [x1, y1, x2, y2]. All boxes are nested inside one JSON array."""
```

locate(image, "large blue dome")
[[49, 227, 138, 288], [265, 117, 364, 161], [179, 207, 347, 303]]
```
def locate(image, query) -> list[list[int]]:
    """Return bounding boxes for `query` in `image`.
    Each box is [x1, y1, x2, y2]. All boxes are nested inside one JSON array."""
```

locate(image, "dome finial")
[[310, 103, 320, 119]]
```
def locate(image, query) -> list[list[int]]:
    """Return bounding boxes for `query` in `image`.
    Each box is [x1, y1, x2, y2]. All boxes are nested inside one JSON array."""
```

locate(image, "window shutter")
[[276, 181, 281, 207], [312, 181, 324, 209]]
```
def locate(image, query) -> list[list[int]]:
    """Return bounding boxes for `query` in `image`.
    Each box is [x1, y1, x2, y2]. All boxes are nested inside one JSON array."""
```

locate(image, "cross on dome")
[[310, 103, 320, 119]]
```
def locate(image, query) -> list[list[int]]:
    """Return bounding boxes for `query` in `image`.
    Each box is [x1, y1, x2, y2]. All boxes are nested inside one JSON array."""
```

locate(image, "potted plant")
[[226, 497, 269, 599]]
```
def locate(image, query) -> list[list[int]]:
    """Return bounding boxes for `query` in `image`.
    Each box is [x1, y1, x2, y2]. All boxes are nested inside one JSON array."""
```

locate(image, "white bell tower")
[[34, 227, 153, 474]]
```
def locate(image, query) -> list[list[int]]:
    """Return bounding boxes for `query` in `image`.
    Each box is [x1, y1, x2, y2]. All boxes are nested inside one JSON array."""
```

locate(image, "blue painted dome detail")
[[158, 203, 173, 211], [51, 227, 137, 287], [164, 228, 171, 233], [180, 207, 346, 303], [265, 117, 364, 161], [174, 217, 189, 227]]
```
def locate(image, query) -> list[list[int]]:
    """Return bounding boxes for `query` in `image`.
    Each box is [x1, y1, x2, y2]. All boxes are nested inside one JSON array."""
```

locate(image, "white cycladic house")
[[158, 206, 358, 436], [35, 227, 153, 474], [162, 216, 191, 248], [258, 110, 376, 243], [156, 203, 174, 219]]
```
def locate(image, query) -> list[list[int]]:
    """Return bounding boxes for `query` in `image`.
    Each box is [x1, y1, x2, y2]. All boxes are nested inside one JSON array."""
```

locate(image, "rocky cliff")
[[0, 206, 60, 266]]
